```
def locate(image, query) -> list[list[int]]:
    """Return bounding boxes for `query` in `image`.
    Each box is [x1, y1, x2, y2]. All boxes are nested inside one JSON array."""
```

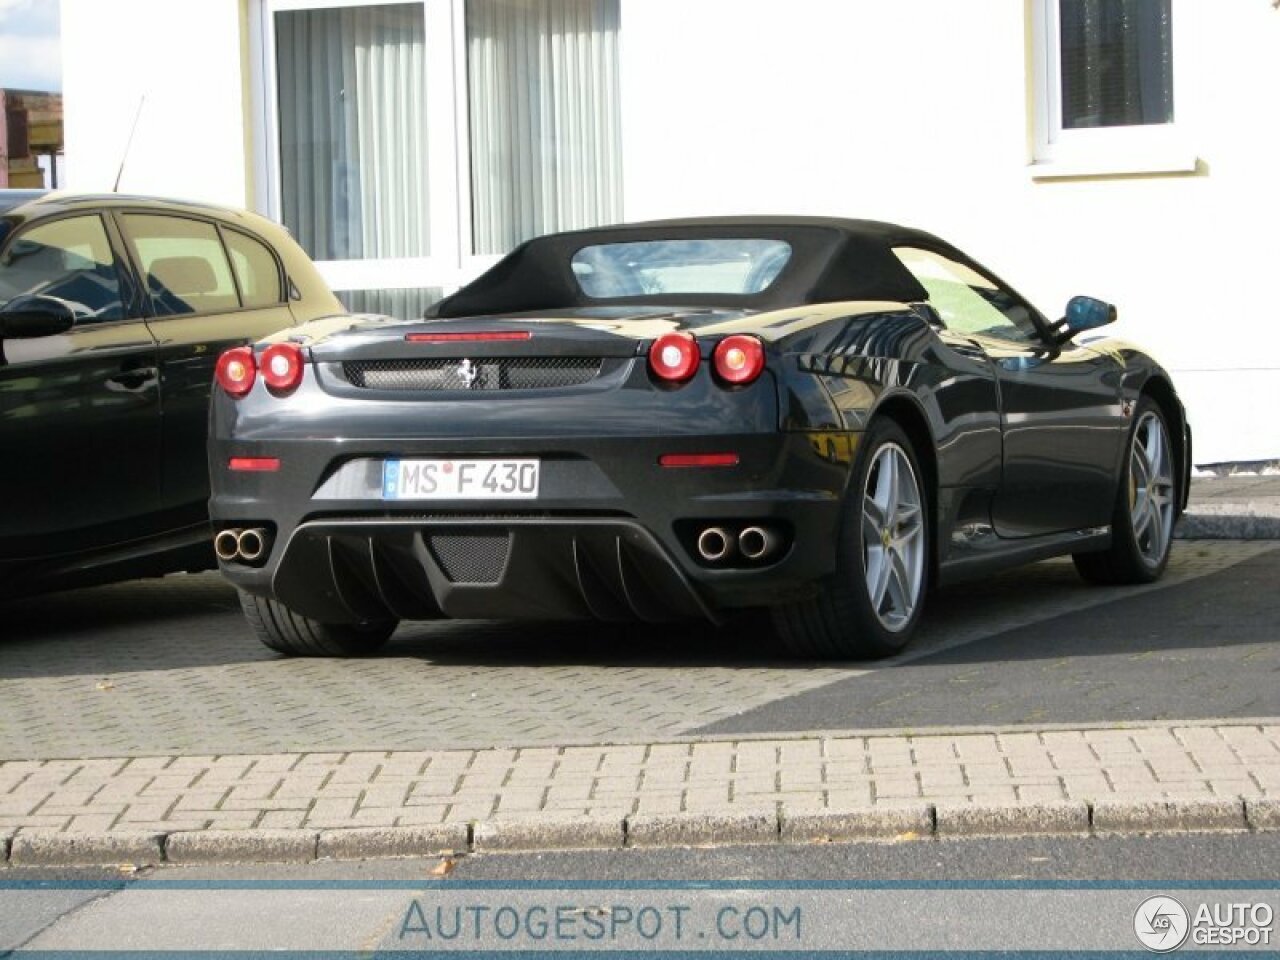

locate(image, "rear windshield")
[[571, 238, 792, 298]]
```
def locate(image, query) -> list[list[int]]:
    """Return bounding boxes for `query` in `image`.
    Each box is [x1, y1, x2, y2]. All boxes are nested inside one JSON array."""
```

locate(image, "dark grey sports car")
[[209, 217, 1190, 659]]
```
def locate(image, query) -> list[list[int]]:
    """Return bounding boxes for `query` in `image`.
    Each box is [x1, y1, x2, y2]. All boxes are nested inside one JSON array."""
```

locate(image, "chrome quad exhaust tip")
[[696, 526, 735, 563], [237, 528, 268, 563], [738, 525, 780, 561], [214, 528, 242, 562]]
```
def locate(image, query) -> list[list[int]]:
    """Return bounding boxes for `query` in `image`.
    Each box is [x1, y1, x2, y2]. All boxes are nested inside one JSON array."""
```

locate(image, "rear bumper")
[[211, 433, 855, 623]]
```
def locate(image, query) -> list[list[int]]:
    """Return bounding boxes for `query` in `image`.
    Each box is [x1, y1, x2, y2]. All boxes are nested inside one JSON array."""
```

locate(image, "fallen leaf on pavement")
[[429, 857, 456, 877]]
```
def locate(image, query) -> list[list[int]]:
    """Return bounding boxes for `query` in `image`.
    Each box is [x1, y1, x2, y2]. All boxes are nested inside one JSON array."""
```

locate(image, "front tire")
[[773, 418, 930, 659], [1073, 397, 1177, 585], [239, 589, 397, 657]]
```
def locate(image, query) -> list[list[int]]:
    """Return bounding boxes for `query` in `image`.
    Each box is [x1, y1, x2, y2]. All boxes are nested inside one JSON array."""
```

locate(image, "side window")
[[0, 215, 125, 324], [122, 214, 240, 317], [223, 228, 284, 309], [893, 247, 1039, 344]]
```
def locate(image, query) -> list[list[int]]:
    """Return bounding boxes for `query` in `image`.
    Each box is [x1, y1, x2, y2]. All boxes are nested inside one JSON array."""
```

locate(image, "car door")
[[0, 212, 160, 562], [115, 212, 298, 525], [894, 247, 1127, 538]]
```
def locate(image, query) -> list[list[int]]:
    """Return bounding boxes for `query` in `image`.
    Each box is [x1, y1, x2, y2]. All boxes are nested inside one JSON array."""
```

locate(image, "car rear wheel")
[[1073, 397, 1176, 585], [773, 418, 929, 659], [239, 589, 397, 657]]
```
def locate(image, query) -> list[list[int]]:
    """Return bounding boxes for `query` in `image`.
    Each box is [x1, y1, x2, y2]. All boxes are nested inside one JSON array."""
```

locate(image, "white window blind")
[[466, 0, 623, 255]]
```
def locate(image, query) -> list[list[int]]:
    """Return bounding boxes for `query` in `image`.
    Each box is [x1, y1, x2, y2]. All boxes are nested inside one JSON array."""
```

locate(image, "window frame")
[[0, 212, 135, 329], [218, 224, 288, 310], [1030, 0, 1195, 177], [115, 211, 261, 321], [894, 245, 1049, 348], [251, 0, 498, 304]]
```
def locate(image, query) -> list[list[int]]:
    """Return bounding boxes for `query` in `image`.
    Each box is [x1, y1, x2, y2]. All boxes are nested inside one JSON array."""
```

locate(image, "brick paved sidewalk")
[[3, 721, 1280, 864]]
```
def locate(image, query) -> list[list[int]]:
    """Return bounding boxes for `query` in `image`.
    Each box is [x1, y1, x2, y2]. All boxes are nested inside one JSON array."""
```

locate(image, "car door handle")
[[107, 367, 158, 392]]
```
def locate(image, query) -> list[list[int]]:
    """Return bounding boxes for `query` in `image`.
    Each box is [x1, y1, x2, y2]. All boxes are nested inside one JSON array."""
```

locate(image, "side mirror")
[[1052, 295, 1116, 345], [0, 295, 76, 339]]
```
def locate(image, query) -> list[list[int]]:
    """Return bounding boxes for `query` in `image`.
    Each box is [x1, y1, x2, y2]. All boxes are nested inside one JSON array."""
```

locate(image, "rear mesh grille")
[[425, 531, 511, 584], [344, 357, 604, 391]]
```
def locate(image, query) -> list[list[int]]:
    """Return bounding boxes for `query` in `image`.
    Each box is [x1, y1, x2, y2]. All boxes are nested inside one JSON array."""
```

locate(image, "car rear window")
[[571, 238, 791, 298]]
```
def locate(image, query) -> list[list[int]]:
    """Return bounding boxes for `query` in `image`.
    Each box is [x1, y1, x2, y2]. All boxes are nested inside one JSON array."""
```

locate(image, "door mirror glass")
[[1063, 295, 1116, 339], [0, 295, 76, 338]]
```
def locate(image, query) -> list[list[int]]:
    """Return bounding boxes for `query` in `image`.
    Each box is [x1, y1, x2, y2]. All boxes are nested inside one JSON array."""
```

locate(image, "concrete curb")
[[10, 831, 164, 867], [4, 795, 1279, 866], [1091, 798, 1247, 834], [626, 810, 778, 848], [165, 829, 318, 864], [780, 804, 932, 843], [318, 825, 468, 861], [1177, 511, 1280, 540], [474, 816, 623, 852], [1245, 799, 1280, 832], [935, 801, 1090, 838]]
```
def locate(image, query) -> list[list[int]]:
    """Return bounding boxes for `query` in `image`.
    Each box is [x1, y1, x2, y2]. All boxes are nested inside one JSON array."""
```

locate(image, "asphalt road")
[[701, 546, 1280, 735], [4, 834, 1280, 952]]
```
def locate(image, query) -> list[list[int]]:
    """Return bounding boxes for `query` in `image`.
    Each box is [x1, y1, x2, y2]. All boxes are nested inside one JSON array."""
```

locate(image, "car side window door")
[[892, 247, 1039, 345], [119, 214, 242, 317], [223, 227, 286, 309], [0, 215, 126, 324]]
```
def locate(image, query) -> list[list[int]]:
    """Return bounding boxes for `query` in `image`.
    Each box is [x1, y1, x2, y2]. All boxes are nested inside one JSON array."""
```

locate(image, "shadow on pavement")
[[699, 549, 1280, 733]]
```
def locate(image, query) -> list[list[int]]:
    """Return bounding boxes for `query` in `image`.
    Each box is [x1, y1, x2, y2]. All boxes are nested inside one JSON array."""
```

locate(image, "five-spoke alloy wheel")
[[1074, 396, 1178, 585], [774, 417, 930, 659], [862, 442, 927, 633]]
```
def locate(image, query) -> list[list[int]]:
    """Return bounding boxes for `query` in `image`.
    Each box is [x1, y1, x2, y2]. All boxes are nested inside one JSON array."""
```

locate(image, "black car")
[[209, 217, 1190, 659], [0, 191, 344, 599]]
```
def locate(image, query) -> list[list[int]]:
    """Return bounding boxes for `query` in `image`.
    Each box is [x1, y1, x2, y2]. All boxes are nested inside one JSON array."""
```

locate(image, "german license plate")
[[381, 458, 540, 500]]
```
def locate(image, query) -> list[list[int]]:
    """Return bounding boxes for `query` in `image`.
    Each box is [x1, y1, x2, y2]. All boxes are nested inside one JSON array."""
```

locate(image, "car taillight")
[[713, 335, 765, 385], [260, 343, 305, 394], [648, 332, 700, 383], [215, 346, 256, 398]]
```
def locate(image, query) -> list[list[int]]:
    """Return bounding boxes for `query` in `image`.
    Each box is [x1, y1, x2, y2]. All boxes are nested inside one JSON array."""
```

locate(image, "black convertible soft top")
[[428, 216, 968, 318]]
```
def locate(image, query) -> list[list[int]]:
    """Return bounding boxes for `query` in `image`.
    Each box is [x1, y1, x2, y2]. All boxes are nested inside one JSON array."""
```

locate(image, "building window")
[[257, 0, 623, 319], [466, 0, 622, 256], [274, 3, 431, 265], [1032, 0, 1189, 174]]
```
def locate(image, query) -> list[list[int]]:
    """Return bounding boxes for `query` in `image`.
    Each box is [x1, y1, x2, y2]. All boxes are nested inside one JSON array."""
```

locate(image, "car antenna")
[[112, 95, 147, 193]]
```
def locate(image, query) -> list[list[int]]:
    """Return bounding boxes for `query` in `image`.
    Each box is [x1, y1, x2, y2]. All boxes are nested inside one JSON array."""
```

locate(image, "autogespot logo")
[[1134, 896, 1190, 953]]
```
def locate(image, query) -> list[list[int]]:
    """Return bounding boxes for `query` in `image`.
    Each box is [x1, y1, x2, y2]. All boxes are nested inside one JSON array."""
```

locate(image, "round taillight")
[[215, 346, 256, 398], [713, 334, 765, 385], [260, 343, 305, 394], [648, 332, 700, 383]]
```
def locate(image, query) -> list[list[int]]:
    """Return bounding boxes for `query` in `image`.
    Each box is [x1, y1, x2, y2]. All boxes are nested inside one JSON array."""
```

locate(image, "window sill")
[[1028, 152, 1200, 181]]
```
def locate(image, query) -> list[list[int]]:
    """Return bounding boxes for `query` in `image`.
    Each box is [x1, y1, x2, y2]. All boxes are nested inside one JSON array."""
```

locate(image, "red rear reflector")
[[229, 457, 281, 472], [406, 331, 531, 342], [659, 453, 740, 468]]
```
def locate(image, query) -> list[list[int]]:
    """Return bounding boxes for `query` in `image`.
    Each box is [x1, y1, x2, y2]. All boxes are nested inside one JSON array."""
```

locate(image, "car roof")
[[0, 190, 282, 230], [429, 216, 967, 318], [0, 189, 49, 215]]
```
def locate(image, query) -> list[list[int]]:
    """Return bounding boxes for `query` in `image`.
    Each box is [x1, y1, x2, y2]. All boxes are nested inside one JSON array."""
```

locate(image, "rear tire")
[[1073, 397, 1177, 585], [773, 418, 930, 659], [239, 589, 396, 657]]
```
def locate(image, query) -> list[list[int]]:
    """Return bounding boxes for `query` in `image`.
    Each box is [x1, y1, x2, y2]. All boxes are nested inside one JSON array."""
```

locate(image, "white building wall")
[[60, 0, 1280, 463], [620, 0, 1280, 464], [60, 0, 251, 208]]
